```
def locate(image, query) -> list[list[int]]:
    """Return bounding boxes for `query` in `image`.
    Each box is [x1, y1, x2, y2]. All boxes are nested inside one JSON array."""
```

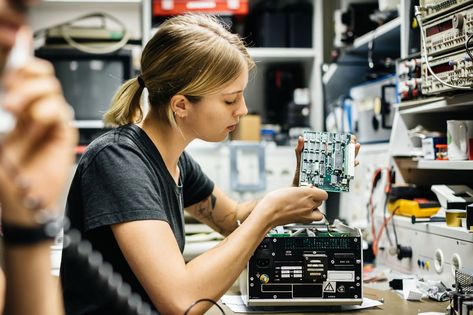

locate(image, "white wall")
[[187, 141, 297, 202]]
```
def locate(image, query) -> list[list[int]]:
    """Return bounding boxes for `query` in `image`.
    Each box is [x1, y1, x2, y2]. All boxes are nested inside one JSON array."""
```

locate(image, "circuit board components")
[[299, 131, 355, 192]]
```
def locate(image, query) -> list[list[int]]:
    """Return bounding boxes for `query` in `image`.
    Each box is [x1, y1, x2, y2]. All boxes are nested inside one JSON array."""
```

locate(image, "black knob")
[[397, 245, 413, 260], [371, 115, 379, 131]]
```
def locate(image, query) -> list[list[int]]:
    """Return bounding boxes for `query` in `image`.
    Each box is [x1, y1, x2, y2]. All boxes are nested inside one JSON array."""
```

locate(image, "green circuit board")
[[299, 131, 355, 192]]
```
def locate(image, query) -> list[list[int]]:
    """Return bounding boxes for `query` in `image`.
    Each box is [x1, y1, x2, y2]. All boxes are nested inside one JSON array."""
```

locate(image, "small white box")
[[422, 138, 435, 160]]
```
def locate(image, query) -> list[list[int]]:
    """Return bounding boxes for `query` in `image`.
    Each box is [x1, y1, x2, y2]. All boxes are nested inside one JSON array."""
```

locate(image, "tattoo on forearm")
[[211, 194, 216, 209], [192, 196, 260, 234], [193, 195, 240, 234], [193, 194, 233, 234]]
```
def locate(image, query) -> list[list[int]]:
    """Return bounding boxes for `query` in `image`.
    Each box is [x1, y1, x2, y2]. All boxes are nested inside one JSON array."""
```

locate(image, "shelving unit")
[[388, 0, 473, 187], [322, 17, 401, 114], [317, 5, 402, 221], [323, 17, 401, 85], [142, 0, 322, 130], [389, 91, 473, 183], [389, 105, 473, 184], [390, 93, 473, 173], [319, 1, 473, 289], [351, 17, 401, 56]]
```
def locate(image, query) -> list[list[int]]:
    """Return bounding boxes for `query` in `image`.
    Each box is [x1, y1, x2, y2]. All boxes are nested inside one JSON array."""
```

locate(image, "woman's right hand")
[[256, 186, 328, 228]]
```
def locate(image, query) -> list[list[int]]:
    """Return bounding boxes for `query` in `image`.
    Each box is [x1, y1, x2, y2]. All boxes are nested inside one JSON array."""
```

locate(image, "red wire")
[[370, 167, 392, 257], [373, 207, 398, 257]]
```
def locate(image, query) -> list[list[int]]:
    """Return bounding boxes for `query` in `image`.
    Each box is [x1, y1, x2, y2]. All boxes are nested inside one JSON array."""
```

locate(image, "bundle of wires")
[[368, 167, 397, 257]]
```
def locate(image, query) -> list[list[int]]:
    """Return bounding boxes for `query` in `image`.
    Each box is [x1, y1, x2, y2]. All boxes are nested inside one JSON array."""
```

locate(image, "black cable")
[[391, 211, 399, 247], [368, 30, 376, 69], [63, 229, 159, 315], [465, 33, 473, 63], [382, 191, 393, 247], [183, 298, 226, 315]]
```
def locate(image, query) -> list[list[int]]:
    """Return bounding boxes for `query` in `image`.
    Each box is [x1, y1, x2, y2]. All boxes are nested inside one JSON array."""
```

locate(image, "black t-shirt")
[[60, 124, 214, 315]]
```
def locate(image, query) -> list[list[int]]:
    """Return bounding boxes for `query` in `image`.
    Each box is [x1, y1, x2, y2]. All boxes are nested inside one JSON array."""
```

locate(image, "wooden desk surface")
[[207, 287, 449, 315]]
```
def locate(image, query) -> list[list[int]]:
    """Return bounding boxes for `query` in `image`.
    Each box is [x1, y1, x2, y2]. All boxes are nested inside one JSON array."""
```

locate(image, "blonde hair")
[[103, 14, 255, 127]]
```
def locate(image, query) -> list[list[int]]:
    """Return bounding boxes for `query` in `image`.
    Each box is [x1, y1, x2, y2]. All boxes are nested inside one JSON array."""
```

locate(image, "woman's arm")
[[187, 135, 361, 237], [112, 185, 327, 314], [3, 243, 64, 315], [185, 186, 258, 236], [0, 58, 76, 315]]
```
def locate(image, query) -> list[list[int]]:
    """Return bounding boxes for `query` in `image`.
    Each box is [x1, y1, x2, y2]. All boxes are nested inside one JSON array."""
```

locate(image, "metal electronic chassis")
[[422, 49, 473, 94], [420, 0, 472, 21], [422, 3, 473, 57], [299, 131, 355, 192], [419, 2, 473, 94], [243, 221, 363, 307]]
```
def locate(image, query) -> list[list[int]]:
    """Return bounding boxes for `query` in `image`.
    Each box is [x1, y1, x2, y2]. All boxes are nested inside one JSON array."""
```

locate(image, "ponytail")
[[103, 77, 144, 127]]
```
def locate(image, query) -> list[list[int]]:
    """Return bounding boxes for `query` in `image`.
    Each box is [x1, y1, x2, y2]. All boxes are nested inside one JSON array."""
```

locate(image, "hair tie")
[[137, 75, 145, 88]]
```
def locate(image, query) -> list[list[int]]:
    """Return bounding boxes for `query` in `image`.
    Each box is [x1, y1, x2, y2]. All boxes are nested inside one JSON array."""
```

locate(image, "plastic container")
[[435, 144, 448, 160]]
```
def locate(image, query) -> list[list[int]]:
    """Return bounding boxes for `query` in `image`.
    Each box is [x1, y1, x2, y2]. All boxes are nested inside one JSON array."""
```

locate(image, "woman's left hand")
[[351, 134, 361, 167], [291, 134, 361, 187], [0, 58, 77, 226]]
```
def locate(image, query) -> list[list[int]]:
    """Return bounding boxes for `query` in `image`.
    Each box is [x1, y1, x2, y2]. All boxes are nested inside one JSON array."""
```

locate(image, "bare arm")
[[112, 186, 328, 314], [0, 58, 76, 315], [188, 135, 361, 236], [185, 186, 258, 236], [3, 243, 64, 315]]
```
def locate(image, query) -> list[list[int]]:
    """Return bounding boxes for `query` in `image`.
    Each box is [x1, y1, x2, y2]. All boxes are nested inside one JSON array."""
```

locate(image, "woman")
[[61, 14, 335, 315]]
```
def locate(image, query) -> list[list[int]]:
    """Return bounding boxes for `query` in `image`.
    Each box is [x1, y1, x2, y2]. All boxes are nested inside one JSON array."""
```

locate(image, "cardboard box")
[[231, 115, 261, 141]]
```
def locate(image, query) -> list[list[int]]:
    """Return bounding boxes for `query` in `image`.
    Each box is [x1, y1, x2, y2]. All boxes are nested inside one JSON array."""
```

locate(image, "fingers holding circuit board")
[[299, 131, 355, 192]]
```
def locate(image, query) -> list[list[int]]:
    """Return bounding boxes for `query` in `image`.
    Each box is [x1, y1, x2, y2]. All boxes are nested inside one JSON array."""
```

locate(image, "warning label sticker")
[[323, 281, 336, 293]]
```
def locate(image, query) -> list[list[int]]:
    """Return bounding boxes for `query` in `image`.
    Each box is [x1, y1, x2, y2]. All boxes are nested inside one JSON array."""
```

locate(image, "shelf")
[[389, 215, 473, 243], [43, 0, 141, 2], [397, 93, 473, 114], [321, 55, 367, 85], [247, 48, 315, 62], [394, 157, 473, 171], [417, 160, 473, 170], [72, 120, 104, 129], [393, 157, 473, 184], [351, 17, 401, 55], [322, 17, 400, 102]]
